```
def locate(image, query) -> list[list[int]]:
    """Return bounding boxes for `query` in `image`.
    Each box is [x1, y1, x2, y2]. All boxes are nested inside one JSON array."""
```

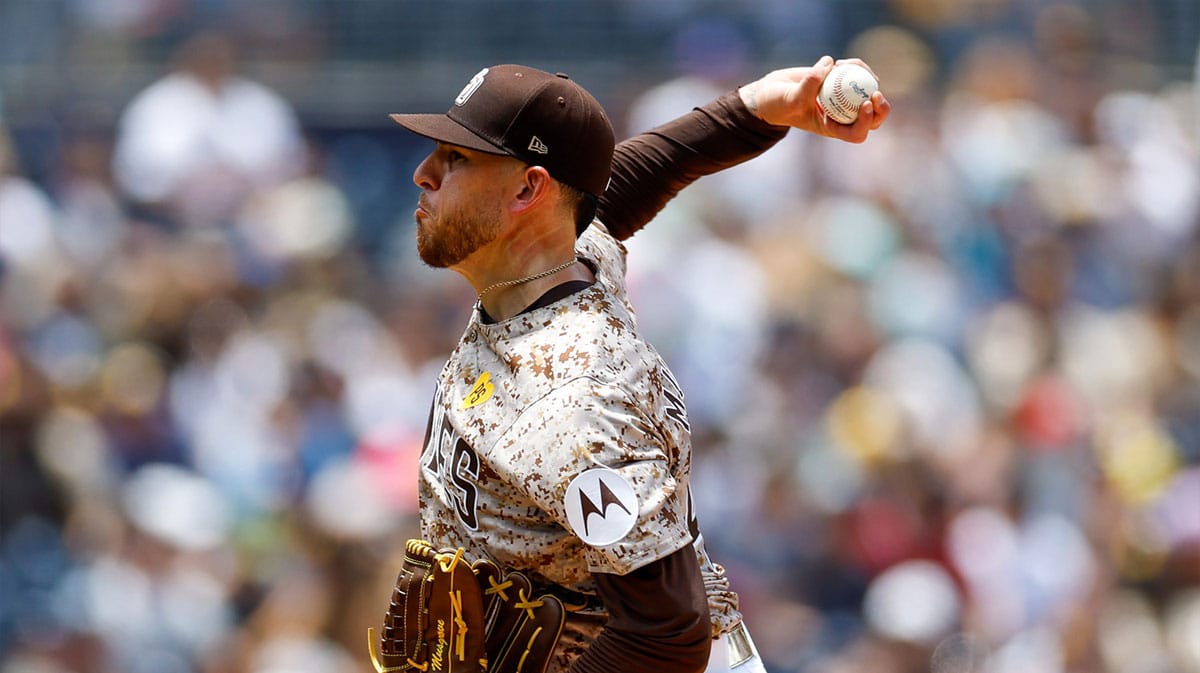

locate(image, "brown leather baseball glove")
[[368, 540, 564, 673], [472, 557, 564, 673]]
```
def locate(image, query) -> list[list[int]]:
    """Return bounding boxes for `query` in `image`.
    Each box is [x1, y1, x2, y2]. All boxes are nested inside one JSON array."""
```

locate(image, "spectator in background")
[[111, 31, 305, 229], [0, 124, 61, 281]]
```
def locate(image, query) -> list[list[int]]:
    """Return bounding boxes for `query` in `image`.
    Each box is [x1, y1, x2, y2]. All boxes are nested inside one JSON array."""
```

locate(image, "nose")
[[413, 152, 438, 190]]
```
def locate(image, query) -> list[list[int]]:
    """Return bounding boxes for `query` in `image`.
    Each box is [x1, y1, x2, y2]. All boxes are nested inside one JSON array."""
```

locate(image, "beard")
[[415, 197, 503, 269]]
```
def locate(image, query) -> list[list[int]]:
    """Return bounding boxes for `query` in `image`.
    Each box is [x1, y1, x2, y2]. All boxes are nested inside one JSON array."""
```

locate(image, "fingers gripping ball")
[[369, 540, 489, 672], [473, 559, 565, 673], [817, 63, 879, 125]]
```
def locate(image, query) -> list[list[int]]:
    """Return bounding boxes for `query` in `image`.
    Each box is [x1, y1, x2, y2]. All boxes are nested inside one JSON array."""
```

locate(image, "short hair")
[[559, 183, 598, 237]]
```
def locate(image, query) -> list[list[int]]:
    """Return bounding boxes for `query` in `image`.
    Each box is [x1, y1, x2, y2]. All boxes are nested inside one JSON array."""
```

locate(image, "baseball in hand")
[[818, 63, 879, 125]]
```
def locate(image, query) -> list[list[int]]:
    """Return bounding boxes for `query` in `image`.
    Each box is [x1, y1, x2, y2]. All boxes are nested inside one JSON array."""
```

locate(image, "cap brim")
[[388, 113, 507, 156]]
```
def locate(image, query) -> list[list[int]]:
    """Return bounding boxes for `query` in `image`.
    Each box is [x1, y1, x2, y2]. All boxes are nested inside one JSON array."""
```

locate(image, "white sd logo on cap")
[[455, 68, 488, 106]]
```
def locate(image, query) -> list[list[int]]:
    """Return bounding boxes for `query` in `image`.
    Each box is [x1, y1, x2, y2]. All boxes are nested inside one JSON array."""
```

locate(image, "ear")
[[511, 165, 554, 215]]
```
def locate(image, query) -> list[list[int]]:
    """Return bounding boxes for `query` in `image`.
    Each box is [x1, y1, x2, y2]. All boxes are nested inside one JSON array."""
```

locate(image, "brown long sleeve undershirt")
[[597, 89, 790, 242], [568, 544, 712, 673], [562, 92, 788, 673]]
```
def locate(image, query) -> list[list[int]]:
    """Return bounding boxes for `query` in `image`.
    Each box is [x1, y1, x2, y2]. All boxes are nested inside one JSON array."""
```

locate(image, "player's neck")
[[474, 257, 591, 321], [459, 214, 583, 320]]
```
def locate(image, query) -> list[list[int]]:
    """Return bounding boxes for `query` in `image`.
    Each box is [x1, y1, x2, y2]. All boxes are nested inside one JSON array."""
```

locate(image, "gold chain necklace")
[[476, 257, 579, 300]]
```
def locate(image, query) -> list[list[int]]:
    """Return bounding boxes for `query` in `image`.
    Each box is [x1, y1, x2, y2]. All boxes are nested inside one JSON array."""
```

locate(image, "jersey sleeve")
[[491, 376, 694, 576], [597, 89, 790, 241]]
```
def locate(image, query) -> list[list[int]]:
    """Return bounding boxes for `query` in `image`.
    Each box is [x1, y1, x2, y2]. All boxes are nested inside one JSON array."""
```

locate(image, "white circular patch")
[[564, 468, 639, 547]]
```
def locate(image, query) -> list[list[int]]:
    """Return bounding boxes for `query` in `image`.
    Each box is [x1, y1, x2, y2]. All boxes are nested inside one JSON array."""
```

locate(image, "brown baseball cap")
[[390, 64, 615, 198]]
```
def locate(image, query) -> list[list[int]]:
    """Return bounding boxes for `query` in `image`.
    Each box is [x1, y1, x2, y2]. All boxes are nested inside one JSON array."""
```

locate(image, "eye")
[[446, 149, 466, 166]]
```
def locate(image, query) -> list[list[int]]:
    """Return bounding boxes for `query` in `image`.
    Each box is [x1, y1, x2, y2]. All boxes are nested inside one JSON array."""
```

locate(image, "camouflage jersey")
[[418, 222, 741, 669]]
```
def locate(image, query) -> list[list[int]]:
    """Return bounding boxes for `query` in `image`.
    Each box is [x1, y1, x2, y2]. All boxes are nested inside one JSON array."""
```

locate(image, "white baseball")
[[818, 63, 879, 125]]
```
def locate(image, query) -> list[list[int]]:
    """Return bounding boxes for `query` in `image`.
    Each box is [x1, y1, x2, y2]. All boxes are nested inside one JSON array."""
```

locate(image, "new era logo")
[[528, 136, 549, 154]]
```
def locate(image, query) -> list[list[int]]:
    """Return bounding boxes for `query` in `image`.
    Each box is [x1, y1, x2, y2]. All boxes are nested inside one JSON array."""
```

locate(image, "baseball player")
[[384, 57, 888, 673]]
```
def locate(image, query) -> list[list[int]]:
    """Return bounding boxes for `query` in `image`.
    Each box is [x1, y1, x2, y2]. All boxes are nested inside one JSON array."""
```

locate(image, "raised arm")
[[598, 55, 890, 241], [598, 89, 787, 241]]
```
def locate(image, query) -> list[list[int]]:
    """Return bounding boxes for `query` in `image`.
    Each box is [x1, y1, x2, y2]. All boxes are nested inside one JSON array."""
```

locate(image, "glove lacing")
[[437, 549, 472, 662]]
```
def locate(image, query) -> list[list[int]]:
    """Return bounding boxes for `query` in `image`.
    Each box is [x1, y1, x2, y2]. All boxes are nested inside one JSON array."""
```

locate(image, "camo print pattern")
[[417, 223, 741, 671]]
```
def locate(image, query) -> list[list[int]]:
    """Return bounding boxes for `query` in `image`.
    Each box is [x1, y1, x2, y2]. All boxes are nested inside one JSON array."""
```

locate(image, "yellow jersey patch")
[[461, 371, 495, 409]]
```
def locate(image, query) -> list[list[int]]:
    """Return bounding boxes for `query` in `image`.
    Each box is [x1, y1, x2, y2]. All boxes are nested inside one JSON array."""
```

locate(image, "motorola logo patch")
[[564, 468, 638, 547]]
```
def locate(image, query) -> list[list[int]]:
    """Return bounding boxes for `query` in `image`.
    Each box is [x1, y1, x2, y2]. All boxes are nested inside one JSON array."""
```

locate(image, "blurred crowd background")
[[1, 1, 1199, 672]]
